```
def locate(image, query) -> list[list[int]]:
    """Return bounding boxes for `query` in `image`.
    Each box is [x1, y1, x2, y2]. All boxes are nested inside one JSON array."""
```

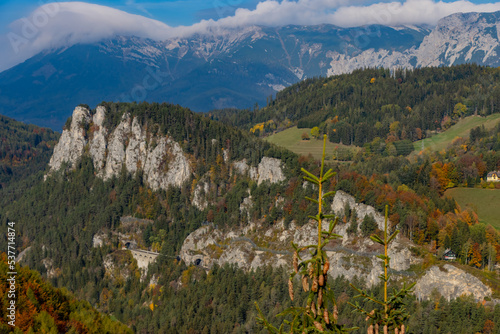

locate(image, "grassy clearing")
[[444, 187, 500, 229], [414, 114, 500, 152], [264, 126, 360, 160]]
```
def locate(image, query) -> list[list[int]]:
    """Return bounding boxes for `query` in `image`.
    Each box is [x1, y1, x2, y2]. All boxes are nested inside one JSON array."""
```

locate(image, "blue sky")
[[0, 0, 497, 30], [0, 0, 261, 31], [2, 0, 500, 71]]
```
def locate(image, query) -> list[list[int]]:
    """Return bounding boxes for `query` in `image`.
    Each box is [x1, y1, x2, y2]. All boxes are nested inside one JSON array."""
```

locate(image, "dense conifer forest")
[[1, 66, 500, 332], [0, 114, 59, 187], [211, 65, 500, 146]]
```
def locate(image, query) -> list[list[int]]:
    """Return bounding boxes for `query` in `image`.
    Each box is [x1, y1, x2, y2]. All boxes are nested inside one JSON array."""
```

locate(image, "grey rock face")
[[327, 12, 500, 75], [179, 226, 224, 268], [256, 157, 285, 185], [414, 264, 492, 301], [180, 189, 419, 289], [192, 179, 210, 210], [416, 12, 500, 67], [42, 258, 57, 279], [48, 105, 192, 191], [103, 115, 130, 180], [327, 49, 414, 76], [233, 159, 249, 175], [142, 137, 191, 190], [234, 157, 285, 184], [178, 190, 493, 298], [48, 106, 90, 171], [92, 233, 105, 248], [89, 106, 107, 173], [331, 190, 386, 231], [125, 117, 147, 174], [179, 217, 416, 288]]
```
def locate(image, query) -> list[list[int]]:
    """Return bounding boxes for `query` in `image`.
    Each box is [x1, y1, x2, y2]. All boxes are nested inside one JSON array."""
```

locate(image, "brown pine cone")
[[323, 260, 330, 274]]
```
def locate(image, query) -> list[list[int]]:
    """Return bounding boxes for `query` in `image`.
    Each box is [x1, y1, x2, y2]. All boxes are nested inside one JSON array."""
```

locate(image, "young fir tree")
[[349, 206, 415, 334], [256, 135, 357, 333]]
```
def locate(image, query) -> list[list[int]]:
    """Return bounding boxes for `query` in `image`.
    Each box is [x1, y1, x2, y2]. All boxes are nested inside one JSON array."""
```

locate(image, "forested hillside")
[[211, 65, 500, 147], [0, 115, 59, 187], [0, 254, 131, 333], [0, 102, 307, 332], [1, 98, 500, 332]]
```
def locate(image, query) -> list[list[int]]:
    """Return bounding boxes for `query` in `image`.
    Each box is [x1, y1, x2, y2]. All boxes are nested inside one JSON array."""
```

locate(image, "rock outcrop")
[[89, 106, 107, 172], [48, 105, 285, 195], [47, 105, 191, 191], [179, 220, 294, 271], [414, 264, 492, 302], [256, 157, 285, 185], [233, 159, 249, 175], [237, 157, 285, 185], [331, 190, 386, 231], [103, 251, 138, 281], [192, 180, 210, 210], [48, 106, 90, 171], [180, 207, 416, 288]]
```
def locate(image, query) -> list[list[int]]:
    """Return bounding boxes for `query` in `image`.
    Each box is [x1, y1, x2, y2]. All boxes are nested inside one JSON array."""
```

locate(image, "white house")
[[487, 171, 500, 182]]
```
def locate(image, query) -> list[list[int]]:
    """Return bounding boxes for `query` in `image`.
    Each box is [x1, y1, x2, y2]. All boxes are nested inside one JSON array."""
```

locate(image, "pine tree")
[[349, 206, 415, 333], [256, 135, 357, 333]]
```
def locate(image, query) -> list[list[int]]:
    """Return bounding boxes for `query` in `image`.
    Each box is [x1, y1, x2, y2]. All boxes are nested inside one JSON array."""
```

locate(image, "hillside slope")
[[3, 102, 500, 331], [414, 113, 500, 152], [213, 65, 500, 148], [0, 255, 131, 333], [445, 188, 500, 228], [0, 115, 59, 188]]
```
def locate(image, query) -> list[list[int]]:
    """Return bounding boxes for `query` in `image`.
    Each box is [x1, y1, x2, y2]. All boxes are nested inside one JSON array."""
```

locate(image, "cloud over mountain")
[[2, 0, 500, 71]]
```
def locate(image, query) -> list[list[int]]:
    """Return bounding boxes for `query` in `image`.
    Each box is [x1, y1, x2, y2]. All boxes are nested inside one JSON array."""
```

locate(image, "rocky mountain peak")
[[47, 105, 192, 190]]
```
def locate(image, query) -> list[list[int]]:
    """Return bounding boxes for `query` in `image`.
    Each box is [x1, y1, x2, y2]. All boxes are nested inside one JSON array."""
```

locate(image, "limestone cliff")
[[414, 264, 493, 302], [47, 105, 191, 191], [234, 157, 285, 184], [179, 192, 496, 302], [191, 157, 286, 211], [48, 105, 287, 195], [48, 106, 90, 171], [331, 190, 386, 231], [179, 213, 420, 288]]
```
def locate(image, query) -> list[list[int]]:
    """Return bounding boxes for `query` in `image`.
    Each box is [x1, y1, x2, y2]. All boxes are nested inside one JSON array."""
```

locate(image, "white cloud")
[[2, 0, 500, 71], [178, 0, 500, 31], [7, 2, 173, 51], [331, 0, 500, 27], [0, 2, 174, 71]]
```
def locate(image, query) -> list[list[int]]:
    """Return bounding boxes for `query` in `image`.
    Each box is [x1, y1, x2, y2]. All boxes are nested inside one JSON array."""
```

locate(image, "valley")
[[1, 3, 500, 332], [1, 94, 499, 332], [3, 11, 500, 130]]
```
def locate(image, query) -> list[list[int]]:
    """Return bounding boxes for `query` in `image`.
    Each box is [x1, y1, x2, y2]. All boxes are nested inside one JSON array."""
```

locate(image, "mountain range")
[[2, 11, 500, 129]]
